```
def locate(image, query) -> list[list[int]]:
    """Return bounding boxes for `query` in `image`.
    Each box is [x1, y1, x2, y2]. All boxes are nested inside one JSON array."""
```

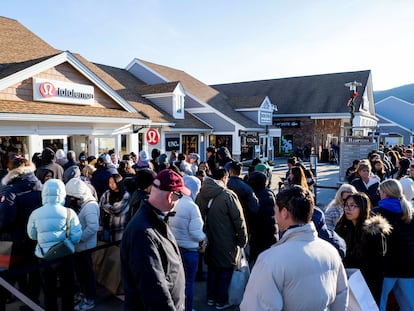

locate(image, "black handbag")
[[41, 208, 74, 261]]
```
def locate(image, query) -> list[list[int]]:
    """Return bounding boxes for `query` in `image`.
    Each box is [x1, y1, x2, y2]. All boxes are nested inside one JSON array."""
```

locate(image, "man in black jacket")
[[120, 169, 190, 311]]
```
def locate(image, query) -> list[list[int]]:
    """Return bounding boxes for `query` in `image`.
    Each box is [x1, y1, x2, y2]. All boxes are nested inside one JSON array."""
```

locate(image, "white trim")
[[376, 113, 413, 133], [142, 93, 174, 99], [0, 113, 150, 125], [235, 108, 259, 112], [0, 52, 144, 115]]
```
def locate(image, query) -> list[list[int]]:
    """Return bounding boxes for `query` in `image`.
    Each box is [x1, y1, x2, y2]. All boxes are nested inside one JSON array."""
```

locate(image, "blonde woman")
[[373, 179, 414, 310], [324, 184, 358, 230]]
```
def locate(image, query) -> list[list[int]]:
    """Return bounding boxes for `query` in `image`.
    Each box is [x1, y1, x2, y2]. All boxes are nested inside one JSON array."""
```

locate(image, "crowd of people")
[[1, 142, 414, 310]]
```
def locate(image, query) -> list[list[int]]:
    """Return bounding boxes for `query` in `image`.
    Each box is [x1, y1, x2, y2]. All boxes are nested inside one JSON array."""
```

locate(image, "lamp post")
[[344, 81, 362, 136]]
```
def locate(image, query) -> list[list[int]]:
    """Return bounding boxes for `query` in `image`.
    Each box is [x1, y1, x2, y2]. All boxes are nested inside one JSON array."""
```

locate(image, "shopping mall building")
[[0, 16, 377, 166]]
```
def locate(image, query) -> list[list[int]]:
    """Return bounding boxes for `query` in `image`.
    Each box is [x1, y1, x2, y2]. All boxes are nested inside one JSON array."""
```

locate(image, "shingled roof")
[[94, 63, 210, 129], [137, 59, 259, 128], [212, 70, 372, 115]]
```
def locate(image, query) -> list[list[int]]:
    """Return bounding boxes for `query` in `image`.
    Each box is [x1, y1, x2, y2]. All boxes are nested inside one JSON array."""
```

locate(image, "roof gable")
[[212, 70, 372, 115], [128, 59, 259, 128], [375, 96, 414, 131]]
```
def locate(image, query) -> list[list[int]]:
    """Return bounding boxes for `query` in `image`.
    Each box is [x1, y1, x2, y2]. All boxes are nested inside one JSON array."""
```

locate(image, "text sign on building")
[[258, 111, 273, 125], [33, 78, 94, 105], [166, 138, 180, 151], [274, 120, 301, 128]]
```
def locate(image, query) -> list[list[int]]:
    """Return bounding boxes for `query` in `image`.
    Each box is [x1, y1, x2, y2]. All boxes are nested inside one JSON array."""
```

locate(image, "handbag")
[[41, 208, 75, 261], [0, 241, 13, 271], [228, 248, 250, 306]]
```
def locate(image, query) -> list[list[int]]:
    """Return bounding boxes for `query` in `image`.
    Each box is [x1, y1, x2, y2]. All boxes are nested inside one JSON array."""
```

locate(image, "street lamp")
[[344, 81, 362, 136]]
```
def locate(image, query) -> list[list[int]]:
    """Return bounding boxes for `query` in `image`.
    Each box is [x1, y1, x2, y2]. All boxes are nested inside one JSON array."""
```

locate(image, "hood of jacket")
[[2, 163, 36, 185], [378, 197, 402, 213], [183, 175, 201, 201], [199, 177, 225, 199], [363, 214, 393, 235], [42, 179, 66, 205], [65, 177, 96, 205], [1, 163, 42, 192]]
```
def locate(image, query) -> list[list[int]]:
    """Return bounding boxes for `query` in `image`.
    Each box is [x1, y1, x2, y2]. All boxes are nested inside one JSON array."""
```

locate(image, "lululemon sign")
[[146, 128, 160, 145]]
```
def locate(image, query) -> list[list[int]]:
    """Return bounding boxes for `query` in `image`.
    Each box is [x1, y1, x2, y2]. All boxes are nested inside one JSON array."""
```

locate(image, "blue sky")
[[3, 1, 414, 90]]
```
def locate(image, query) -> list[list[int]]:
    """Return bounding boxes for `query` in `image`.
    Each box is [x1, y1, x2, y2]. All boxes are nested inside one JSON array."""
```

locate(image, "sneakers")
[[215, 302, 232, 310], [75, 299, 95, 311], [74, 292, 85, 305], [207, 299, 215, 306]]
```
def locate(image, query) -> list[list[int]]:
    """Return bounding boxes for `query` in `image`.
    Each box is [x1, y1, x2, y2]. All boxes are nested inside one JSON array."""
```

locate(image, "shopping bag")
[[93, 243, 123, 295], [346, 268, 379, 311], [0, 241, 13, 270], [228, 248, 250, 306]]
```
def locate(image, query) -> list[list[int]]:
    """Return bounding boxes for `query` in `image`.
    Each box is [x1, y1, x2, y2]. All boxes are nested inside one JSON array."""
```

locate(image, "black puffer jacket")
[[0, 163, 42, 268], [335, 214, 392, 304], [0, 163, 43, 241]]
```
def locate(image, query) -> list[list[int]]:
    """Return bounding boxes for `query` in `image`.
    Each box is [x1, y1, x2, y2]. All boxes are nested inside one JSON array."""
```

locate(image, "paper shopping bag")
[[346, 268, 379, 311]]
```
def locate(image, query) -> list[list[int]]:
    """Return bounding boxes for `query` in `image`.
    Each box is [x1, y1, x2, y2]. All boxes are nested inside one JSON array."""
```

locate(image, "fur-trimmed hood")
[[363, 215, 393, 236], [1, 163, 36, 186]]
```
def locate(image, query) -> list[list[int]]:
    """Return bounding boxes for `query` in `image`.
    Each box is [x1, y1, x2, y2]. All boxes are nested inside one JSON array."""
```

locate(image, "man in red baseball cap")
[[120, 169, 189, 310]]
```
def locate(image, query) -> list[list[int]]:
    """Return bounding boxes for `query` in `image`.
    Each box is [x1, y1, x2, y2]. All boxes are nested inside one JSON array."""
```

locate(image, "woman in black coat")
[[247, 172, 278, 264], [0, 155, 43, 308], [335, 192, 392, 305]]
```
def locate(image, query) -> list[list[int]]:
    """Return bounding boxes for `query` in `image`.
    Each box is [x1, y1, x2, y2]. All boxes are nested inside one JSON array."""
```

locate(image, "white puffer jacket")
[[169, 176, 206, 250], [65, 178, 100, 251], [27, 179, 82, 258]]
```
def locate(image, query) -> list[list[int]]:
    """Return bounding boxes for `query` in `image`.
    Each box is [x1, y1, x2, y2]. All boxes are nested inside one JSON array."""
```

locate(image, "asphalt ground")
[[5, 158, 340, 311]]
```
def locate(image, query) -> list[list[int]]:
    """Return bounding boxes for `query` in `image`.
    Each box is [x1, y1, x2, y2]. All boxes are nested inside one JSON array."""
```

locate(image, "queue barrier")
[[0, 239, 120, 310]]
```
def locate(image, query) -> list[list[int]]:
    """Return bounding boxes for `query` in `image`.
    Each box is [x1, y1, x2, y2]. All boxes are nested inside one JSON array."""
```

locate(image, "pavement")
[[6, 158, 340, 311]]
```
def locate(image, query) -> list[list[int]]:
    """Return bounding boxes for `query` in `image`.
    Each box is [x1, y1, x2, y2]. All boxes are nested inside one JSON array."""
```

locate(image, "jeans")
[[180, 247, 199, 311], [206, 265, 233, 305], [380, 277, 414, 311]]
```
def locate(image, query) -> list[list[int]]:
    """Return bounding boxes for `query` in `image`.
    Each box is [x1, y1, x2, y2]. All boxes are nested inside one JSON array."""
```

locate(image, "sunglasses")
[[173, 191, 184, 199]]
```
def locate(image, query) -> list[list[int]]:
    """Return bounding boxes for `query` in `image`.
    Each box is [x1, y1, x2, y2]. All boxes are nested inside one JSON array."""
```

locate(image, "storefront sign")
[[166, 137, 180, 151], [33, 78, 94, 105], [274, 120, 301, 128], [239, 130, 259, 137], [146, 128, 160, 145], [259, 111, 273, 125], [246, 136, 259, 146]]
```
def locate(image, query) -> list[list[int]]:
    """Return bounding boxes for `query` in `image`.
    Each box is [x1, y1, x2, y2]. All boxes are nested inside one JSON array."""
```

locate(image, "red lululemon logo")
[[146, 128, 160, 145], [39, 82, 56, 98]]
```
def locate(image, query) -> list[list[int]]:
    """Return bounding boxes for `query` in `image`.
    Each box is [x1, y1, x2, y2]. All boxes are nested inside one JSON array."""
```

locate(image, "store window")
[[182, 135, 198, 155], [97, 137, 115, 155], [42, 139, 64, 151], [209, 135, 232, 154], [0, 136, 30, 169]]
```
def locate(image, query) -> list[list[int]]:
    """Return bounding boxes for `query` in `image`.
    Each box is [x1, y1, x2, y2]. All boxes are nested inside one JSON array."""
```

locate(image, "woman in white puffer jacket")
[[27, 178, 82, 311], [169, 175, 206, 311], [65, 177, 100, 311]]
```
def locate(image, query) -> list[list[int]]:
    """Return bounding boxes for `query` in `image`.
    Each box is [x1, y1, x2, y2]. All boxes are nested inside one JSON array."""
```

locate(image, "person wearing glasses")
[[335, 192, 392, 306], [241, 185, 348, 311], [120, 169, 190, 311]]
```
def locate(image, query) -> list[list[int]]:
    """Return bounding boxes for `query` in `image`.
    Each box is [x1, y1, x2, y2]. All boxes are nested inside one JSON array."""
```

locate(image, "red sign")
[[146, 128, 160, 145], [39, 82, 56, 98]]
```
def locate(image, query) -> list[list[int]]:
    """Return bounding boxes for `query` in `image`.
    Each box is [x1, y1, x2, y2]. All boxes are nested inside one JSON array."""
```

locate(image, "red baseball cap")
[[153, 169, 191, 196]]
